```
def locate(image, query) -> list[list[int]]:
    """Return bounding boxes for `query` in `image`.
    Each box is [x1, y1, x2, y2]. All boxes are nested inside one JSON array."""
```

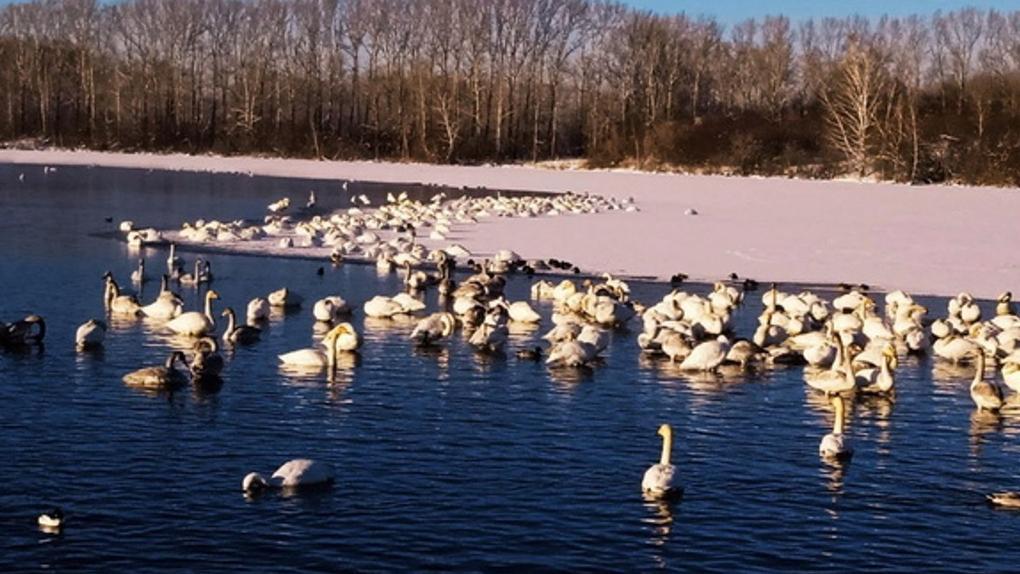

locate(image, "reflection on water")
[[4, 164, 1020, 572]]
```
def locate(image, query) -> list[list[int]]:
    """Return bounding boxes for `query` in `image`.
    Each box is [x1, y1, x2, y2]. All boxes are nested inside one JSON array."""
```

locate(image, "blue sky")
[[623, 1, 1016, 23]]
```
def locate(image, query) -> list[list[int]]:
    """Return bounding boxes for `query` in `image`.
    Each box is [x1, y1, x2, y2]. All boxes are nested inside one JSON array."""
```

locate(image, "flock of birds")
[[7, 187, 1020, 531]]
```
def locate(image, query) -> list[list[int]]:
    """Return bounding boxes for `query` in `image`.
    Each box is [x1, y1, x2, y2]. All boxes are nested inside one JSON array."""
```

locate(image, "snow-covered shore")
[[2, 148, 1018, 299]]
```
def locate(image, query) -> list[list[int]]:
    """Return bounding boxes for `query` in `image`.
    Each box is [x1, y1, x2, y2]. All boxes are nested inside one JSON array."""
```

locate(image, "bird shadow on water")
[[820, 456, 852, 496], [968, 409, 1003, 455]]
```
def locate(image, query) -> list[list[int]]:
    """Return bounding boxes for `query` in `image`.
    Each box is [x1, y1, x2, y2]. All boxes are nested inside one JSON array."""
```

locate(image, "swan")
[[246, 297, 270, 323], [178, 258, 204, 285], [660, 331, 693, 363], [140, 276, 183, 319], [970, 351, 1003, 412], [38, 508, 64, 529], [221, 307, 261, 345], [856, 345, 896, 394], [332, 322, 361, 352], [805, 336, 856, 395], [268, 287, 303, 308], [312, 296, 351, 322], [363, 295, 405, 318], [724, 339, 760, 368], [1001, 359, 1020, 393], [243, 458, 334, 495], [933, 335, 980, 363], [103, 273, 141, 315], [75, 319, 107, 350], [130, 259, 146, 284], [468, 310, 509, 353], [410, 312, 456, 346], [122, 351, 188, 389], [545, 340, 598, 367], [166, 243, 182, 276], [165, 290, 220, 336], [997, 292, 1015, 316], [642, 424, 681, 499], [819, 395, 853, 459], [278, 325, 344, 368], [507, 301, 542, 323], [0, 314, 46, 347], [392, 292, 426, 313], [987, 492, 1020, 508], [267, 197, 291, 213], [190, 337, 224, 379], [679, 336, 729, 371]]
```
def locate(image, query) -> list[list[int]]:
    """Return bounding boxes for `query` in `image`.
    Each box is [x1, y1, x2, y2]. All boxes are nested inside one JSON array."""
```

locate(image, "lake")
[[1, 164, 1018, 572]]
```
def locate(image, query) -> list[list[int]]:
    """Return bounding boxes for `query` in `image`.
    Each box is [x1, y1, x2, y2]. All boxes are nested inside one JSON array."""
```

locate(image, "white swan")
[[246, 297, 270, 323], [410, 312, 456, 346], [221, 307, 261, 345], [805, 336, 856, 395], [267, 197, 291, 213], [507, 301, 542, 323], [166, 243, 182, 276], [971, 351, 1003, 412], [856, 345, 896, 394], [278, 325, 345, 368], [1001, 359, 1020, 393], [679, 336, 729, 371], [819, 395, 853, 459], [363, 295, 404, 318], [130, 259, 146, 284], [122, 351, 188, 389], [103, 273, 141, 316], [642, 424, 681, 499], [312, 296, 351, 322], [332, 322, 361, 352], [140, 276, 183, 319], [75, 319, 107, 350], [546, 340, 598, 367], [165, 289, 220, 336], [37, 508, 64, 529], [468, 311, 509, 352], [933, 335, 980, 363], [268, 287, 303, 308]]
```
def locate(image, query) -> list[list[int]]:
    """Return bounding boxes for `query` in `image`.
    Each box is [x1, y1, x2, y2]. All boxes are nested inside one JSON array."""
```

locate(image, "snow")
[[3, 148, 1019, 299]]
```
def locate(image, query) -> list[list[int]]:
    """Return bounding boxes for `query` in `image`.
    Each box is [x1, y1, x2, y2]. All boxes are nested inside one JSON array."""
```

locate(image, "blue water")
[[1, 164, 1018, 572]]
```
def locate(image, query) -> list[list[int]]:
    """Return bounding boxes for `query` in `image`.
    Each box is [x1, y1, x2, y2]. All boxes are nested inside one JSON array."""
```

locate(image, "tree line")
[[1, 0, 1018, 185]]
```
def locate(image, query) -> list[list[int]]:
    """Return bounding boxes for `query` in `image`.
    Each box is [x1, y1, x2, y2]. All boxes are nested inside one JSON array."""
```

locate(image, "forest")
[[1, 0, 1019, 186]]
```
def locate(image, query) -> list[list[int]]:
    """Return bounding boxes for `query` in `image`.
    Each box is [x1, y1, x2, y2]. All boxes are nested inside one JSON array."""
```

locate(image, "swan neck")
[[204, 293, 215, 324], [974, 353, 985, 385], [659, 429, 673, 466], [833, 399, 845, 435], [225, 310, 236, 334]]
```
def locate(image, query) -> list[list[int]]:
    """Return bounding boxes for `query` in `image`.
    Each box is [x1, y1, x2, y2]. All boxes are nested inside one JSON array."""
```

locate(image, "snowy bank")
[[2, 148, 1019, 299]]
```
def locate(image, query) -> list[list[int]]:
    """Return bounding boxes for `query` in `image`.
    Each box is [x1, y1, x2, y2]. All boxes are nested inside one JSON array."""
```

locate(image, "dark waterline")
[[1, 164, 1018, 573]]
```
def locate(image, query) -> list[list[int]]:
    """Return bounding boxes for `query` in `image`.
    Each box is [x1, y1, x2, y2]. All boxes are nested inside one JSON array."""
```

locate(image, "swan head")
[[999, 292, 1013, 303], [657, 423, 673, 439], [242, 472, 268, 495], [207, 290, 221, 301]]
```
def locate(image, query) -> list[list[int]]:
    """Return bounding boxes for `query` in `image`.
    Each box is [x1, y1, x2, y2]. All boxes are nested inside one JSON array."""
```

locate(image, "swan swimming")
[[165, 290, 220, 336], [122, 351, 188, 389], [819, 395, 853, 460], [221, 307, 261, 345], [970, 351, 1003, 412], [75, 319, 107, 350], [642, 423, 682, 499], [278, 324, 346, 368], [243, 459, 335, 495]]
